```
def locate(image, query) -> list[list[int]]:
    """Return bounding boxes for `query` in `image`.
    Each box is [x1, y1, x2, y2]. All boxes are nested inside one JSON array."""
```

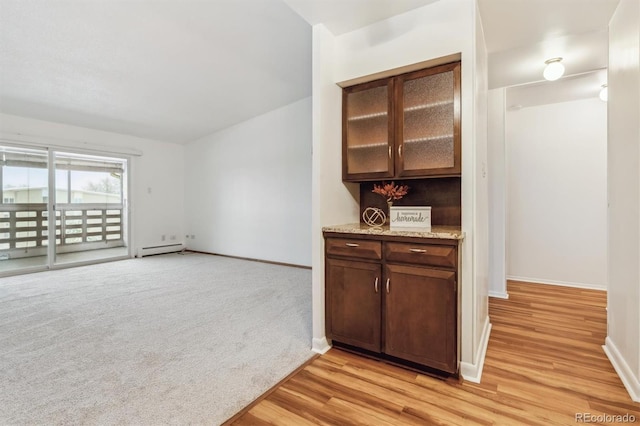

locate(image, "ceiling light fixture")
[[543, 57, 565, 81], [599, 84, 608, 102]]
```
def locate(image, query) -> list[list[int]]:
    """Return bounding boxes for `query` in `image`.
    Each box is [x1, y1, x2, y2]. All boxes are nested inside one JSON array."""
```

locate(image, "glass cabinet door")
[[343, 79, 394, 181], [396, 62, 461, 177]]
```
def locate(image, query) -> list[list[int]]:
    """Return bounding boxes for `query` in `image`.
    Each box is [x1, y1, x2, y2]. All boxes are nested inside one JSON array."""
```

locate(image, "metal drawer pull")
[[386, 278, 390, 293], [374, 277, 379, 293], [345, 243, 360, 247], [409, 248, 427, 253]]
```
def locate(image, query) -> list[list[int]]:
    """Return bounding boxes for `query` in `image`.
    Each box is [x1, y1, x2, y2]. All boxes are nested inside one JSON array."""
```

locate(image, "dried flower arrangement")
[[372, 181, 409, 204]]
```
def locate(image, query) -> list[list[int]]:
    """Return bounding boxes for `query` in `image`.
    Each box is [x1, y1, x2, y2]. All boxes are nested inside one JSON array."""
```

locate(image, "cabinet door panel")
[[384, 264, 456, 373], [343, 79, 394, 181], [396, 62, 461, 177], [326, 258, 381, 352]]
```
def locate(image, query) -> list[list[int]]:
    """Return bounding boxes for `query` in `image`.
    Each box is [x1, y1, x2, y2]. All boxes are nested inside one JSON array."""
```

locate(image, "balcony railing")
[[0, 203, 124, 259]]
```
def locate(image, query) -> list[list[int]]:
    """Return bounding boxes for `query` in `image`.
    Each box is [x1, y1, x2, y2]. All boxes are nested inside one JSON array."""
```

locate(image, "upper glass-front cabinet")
[[396, 62, 460, 177], [342, 79, 394, 181], [342, 61, 461, 182]]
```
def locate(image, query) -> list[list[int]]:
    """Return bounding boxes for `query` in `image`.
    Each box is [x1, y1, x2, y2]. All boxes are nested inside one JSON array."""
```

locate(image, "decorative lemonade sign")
[[390, 206, 432, 230]]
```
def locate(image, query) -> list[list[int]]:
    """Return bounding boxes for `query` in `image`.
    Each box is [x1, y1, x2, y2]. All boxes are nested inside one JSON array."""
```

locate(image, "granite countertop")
[[322, 223, 464, 240]]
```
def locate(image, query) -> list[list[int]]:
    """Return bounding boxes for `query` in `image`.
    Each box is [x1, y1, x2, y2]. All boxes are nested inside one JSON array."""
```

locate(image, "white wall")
[[311, 0, 491, 379], [605, 0, 640, 402], [471, 1, 491, 382], [0, 113, 185, 253], [505, 98, 608, 289], [310, 24, 361, 353], [184, 97, 312, 267], [487, 88, 507, 298]]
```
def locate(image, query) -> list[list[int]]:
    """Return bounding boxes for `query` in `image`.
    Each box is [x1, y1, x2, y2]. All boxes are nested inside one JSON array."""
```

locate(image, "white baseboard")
[[460, 317, 492, 383], [507, 275, 606, 291], [312, 337, 331, 354], [488, 290, 509, 299], [603, 337, 640, 402]]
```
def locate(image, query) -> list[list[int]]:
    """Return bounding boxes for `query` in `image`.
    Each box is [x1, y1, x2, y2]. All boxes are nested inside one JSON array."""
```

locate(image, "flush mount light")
[[599, 84, 608, 102], [543, 57, 565, 81]]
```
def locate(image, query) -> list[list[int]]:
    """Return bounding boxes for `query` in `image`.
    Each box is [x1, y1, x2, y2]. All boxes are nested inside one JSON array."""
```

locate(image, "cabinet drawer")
[[326, 238, 382, 260], [384, 242, 456, 268]]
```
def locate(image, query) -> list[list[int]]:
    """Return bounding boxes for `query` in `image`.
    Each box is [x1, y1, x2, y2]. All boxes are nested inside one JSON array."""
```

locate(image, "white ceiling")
[[281, 0, 438, 35], [0, 0, 622, 143], [479, 0, 619, 54], [478, 0, 619, 108], [0, 0, 311, 144], [507, 69, 608, 110]]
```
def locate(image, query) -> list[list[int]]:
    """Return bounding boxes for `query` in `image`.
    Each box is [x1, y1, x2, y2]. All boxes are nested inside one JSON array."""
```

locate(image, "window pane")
[[55, 169, 69, 204], [70, 170, 122, 204], [2, 166, 49, 204], [55, 152, 124, 205]]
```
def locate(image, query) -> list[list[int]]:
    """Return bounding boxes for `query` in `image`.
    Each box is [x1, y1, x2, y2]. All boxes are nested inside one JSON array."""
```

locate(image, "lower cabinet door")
[[326, 258, 381, 352], [384, 264, 457, 373]]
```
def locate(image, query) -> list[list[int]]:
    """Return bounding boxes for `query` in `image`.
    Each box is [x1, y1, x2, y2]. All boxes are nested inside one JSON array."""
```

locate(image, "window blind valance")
[[55, 152, 125, 174], [0, 148, 125, 173], [0, 147, 47, 169]]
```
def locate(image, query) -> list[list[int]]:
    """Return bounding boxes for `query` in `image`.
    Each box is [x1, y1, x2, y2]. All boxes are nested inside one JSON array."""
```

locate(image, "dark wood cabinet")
[[343, 61, 461, 182], [324, 232, 460, 375], [342, 79, 394, 181], [326, 258, 381, 352], [384, 264, 456, 373]]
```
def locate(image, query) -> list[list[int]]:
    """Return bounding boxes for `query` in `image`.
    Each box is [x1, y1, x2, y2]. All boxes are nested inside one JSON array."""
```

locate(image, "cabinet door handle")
[[374, 277, 379, 293], [409, 248, 427, 253], [386, 278, 390, 293], [398, 145, 403, 157], [345, 243, 360, 247], [388, 145, 392, 159]]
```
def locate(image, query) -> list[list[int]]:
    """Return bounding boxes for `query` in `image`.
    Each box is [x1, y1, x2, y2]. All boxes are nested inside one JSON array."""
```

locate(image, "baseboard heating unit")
[[136, 244, 185, 257]]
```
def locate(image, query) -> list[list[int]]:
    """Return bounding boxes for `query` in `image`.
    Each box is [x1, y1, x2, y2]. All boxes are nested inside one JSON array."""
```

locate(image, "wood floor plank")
[[227, 281, 640, 425], [244, 400, 319, 426]]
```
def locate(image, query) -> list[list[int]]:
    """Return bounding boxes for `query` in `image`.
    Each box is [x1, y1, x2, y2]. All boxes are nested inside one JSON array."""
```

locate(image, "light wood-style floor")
[[227, 281, 640, 425]]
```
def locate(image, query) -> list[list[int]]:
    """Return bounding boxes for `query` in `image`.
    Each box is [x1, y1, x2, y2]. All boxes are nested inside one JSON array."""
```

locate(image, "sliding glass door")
[[0, 146, 50, 273], [0, 145, 129, 275], [53, 152, 128, 265]]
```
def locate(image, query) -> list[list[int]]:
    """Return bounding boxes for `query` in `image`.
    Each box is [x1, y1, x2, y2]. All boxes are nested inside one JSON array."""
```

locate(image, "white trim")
[[507, 275, 606, 291], [0, 133, 143, 157], [120, 155, 132, 260], [488, 291, 509, 299], [460, 317, 491, 383], [47, 150, 56, 265], [603, 337, 640, 402], [312, 337, 331, 354], [50, 254, 132, 271]]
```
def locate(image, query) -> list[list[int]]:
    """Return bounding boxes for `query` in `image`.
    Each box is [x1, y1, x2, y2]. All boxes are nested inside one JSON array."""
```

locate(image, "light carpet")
[[0, 253, 313, 425]]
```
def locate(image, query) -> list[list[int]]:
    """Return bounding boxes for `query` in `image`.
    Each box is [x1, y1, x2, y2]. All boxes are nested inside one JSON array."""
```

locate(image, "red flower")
[[372, 181, 409, 203]]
